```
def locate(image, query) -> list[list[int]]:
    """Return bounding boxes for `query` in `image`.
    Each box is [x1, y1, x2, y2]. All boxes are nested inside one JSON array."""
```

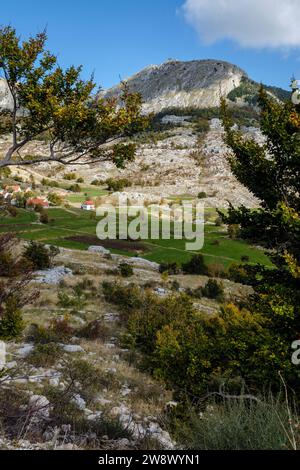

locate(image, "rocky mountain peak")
[[102, 59, 247, 113]]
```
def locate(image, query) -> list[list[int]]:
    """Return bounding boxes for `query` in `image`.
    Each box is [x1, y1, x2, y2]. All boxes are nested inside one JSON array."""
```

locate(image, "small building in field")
[[26, 197, 49, 209], [81, 200, 95, 211]]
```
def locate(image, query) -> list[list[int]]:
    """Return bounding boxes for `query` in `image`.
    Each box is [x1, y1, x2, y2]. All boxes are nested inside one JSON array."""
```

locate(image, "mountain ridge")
[[101, 59, 289, 113]]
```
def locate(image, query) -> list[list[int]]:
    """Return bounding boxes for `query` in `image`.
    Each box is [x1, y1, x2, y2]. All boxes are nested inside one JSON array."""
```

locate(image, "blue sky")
[[1, 0, 300, 91]]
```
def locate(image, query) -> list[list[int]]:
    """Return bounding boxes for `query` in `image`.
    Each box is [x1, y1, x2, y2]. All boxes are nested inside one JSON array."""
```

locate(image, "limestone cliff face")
[[0, 78, 13, 111], [102, 59, 246, 113]]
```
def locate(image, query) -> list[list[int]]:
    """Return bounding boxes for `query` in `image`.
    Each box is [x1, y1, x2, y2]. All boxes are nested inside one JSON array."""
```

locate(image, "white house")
[[81, 200, 95, 211]]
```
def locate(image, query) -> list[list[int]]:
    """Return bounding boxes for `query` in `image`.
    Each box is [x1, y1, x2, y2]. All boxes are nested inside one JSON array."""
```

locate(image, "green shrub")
[[0, 298, 24, 340], [27, 342, 62, 367], [102, 282, 143, 315], [182, 254, 208, 275], [172, 397, 299, 450], [201, 279, 224, 301], [7, 206, 17, 217], [99, 283, 299, 399], [41, 178, 59, 188], [68, 183, 81, 193], [119, 262, 134, 278], [0, 251, 16, 277], [48, 193, 63, 206], [0, 387, 31, 439], [63, 172, 77, 180], [40, 211, 49, 224], [23, 242, 59, 270], [171, 280, 180, 291], [159, 262, 180, 275], [227, 263, 250, 284], [27, 323, 58, 344], [194, 118, 210, 134], [57, 286, 88, 311], [105, 177, 132, 192], [198, 191, 207, 199]]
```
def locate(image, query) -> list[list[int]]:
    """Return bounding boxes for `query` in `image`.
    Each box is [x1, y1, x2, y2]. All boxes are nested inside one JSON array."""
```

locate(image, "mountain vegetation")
[[0, 26, 147, 169]]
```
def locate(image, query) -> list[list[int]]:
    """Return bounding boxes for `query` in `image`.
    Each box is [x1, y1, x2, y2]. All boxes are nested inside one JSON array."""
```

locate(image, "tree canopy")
[[220, 87, 300, 268], [218, 87, 300, 392], [0, 26, 148, 168]]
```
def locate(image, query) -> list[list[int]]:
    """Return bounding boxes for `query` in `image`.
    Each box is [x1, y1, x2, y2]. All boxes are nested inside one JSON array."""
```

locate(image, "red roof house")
[[26, 198, 49, 208], [81, 200, 95, 211]]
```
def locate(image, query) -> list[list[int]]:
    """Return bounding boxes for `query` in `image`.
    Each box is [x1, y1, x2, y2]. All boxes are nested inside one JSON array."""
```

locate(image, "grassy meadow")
[[0, 207, 272, 268]]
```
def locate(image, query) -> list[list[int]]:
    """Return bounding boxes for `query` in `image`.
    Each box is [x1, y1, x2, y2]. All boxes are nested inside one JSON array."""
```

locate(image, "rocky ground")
[[0, 244, 251, 450], [0, 118, 261, 209]]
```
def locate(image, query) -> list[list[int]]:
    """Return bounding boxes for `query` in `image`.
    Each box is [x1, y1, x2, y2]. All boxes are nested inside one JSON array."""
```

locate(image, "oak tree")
[[0, 26, 148, 168]]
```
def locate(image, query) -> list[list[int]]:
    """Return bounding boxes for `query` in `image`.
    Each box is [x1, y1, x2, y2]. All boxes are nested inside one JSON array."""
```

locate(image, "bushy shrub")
[[171, 280, 180, 291], [27, 342, 62, 367], [102, 282, 143, 316], [198, 192, 207, 199], [48, 193, 63, 206], [105, 177, 132, 192], [91, 179, 102, 186], [0, 251, 16, 277], [104, 282, 296, 399], [159, 262, 180, 275], [0, 298, 24, 340], [40, 211, 49, 224], [227, 263, 250, 284], [201, 279, 224, 301], [42, 178, 59, 188], [119, 263, 134, 278], [23, 242, 59, 269], [78, 319, 109, 341], [27, 323, 58, 344], [7, 206, 17, 217], [68, 183, 81, 193], [154, 302, 294, 398], [50, 316, 74, 340], [63, 172, 77, 180], [182, 254, 208, 275], [57, 283, 89, 310]]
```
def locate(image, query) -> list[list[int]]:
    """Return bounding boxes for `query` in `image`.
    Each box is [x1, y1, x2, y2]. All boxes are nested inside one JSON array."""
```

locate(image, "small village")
[[0, 180, 97, 212]]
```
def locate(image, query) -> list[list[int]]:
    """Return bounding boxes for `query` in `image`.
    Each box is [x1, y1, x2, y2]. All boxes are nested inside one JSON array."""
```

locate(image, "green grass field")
[[0, 207, 272, 268], [62, 185, 108, 203]]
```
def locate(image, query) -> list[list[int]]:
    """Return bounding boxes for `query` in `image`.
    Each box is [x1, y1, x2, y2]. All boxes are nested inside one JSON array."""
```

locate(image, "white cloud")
[[183, 0, 300, 48]]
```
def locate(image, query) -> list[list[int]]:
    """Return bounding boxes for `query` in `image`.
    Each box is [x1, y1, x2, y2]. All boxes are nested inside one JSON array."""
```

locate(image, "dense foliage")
[[0, 234, 38, 339], [102, 282, 300, 401], [0, 26, 148, 169], [218, 87, 300, 392]]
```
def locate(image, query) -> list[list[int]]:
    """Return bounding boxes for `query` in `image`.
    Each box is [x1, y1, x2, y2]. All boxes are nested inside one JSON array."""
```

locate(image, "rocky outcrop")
[[102, 59, 245, 113], [0, 78, 13, 111]]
